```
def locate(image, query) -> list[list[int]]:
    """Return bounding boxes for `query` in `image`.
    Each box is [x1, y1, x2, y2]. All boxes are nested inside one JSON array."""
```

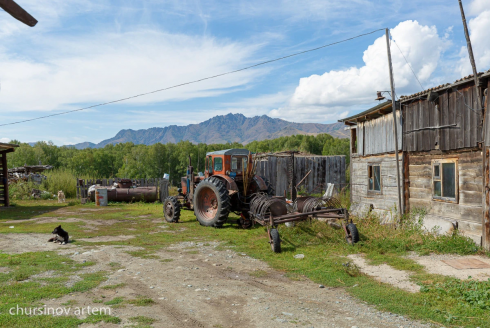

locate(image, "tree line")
[[7, 134, 349, 185]]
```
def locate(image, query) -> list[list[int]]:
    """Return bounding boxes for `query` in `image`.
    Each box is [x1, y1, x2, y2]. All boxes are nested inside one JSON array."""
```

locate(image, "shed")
[[400, 71, 490, 246], [339, 101, 402, 222], [340, 69, 490, 248], [0, 143, 19, 207], [255, 152, 346, 197]]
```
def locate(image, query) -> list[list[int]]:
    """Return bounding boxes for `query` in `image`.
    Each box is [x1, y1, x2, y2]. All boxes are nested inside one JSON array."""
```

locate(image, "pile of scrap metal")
[[8, 165, 54, 184], [30, 188, 54, 199], [88, 179, 157, 203]]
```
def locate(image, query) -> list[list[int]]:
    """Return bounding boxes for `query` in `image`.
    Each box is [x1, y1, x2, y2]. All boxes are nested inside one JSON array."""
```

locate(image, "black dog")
[[48, 225, 69, 244]]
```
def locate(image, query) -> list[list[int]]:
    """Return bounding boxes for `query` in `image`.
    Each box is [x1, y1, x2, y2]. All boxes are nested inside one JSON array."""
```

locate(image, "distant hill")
[[70, 113, 348, 149]]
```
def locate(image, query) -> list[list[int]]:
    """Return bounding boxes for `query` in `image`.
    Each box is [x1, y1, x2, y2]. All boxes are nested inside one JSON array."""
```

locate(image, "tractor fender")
[[212, 174, 239, 191], [253, 175, 268, 191]]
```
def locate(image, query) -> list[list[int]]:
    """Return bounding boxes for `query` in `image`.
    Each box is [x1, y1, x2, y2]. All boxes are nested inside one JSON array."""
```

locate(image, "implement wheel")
[[345, 223, 359, 245], [163, 196, 181, 223], [193, 177, 230, 227], [269, 228, 281, 253]]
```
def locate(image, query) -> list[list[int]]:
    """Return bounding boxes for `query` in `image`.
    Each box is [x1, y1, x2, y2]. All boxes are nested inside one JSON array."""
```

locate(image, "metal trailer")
[[248, 194, 359, 252]]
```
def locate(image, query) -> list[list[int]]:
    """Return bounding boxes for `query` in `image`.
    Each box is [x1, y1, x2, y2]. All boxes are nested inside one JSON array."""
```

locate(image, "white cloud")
[[458, 0, 490, 76], [0, 137, 11, 143], [270, 20, 446, 122], [0, 29, 264, 112]]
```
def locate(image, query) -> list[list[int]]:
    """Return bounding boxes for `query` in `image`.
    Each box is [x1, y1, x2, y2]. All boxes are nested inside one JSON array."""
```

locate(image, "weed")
[[130, 315, 157, 325], [103, 297, 124, 306], [128, 297, 155, 306], [101, 283, 126, 290]]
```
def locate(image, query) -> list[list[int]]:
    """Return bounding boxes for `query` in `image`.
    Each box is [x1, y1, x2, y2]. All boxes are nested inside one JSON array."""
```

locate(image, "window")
[[433, 160, 457, 202], [351, 128, 357, 154], [231, 157, 241, 171], [368, 164, 381, 192], [231, 157, 248, 172], [214, 157, 223, 172], [207, 156, 213, 173]]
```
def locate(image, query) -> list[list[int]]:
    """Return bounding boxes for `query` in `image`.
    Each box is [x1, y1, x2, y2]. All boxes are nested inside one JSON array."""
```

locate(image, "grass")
[[101, 283, 126, 290], [0, 251, 118, 327], [0, 199, 488, 327]]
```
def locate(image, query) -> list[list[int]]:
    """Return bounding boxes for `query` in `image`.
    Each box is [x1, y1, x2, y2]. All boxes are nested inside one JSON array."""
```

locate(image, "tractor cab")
[[205, 149, 252, 179]]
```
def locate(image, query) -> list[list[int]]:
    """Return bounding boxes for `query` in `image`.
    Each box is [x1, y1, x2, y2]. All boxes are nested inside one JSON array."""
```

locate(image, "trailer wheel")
[[345, 223, 359, 245], [194, 177, 230, 227], [270, 228, 281, 253], [163, 196, 181, 223]]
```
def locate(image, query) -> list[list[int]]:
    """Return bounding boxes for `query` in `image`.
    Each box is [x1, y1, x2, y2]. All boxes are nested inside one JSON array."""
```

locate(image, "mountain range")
[[69, 113, 347, 149]]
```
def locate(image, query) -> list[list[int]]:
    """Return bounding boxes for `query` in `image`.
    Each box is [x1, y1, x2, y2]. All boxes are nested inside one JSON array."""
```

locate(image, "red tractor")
[[163, 149, 272, 227]]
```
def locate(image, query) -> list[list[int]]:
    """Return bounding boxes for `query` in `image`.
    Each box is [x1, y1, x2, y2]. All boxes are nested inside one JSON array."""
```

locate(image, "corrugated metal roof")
[[206, 149, 251, 156]]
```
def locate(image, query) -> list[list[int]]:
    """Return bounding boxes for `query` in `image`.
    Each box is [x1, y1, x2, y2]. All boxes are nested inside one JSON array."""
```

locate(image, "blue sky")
[[1, 0, 489, 145]]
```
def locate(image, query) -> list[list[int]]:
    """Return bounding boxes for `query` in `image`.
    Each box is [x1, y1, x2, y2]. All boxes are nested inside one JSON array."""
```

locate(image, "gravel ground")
[[43, 240, 432, 328]]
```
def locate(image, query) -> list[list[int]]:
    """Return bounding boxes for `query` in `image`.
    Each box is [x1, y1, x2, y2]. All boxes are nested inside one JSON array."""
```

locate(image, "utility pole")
[[0, 0, 37, 26], [385, 28, 403, 217], [458, 0, 482, 110]]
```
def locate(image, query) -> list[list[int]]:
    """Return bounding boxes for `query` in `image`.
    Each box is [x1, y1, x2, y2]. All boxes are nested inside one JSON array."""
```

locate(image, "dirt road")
[[6, 238, 427, 328]]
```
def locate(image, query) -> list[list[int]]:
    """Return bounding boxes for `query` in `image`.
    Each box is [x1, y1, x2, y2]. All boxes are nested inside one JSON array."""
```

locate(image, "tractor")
[[163, 149, 273, 227]]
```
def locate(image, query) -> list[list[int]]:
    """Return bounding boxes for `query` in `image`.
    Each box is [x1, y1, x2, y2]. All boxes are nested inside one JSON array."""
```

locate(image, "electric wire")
[[390, 32, 425, 91], [0, 28, 386, 127]]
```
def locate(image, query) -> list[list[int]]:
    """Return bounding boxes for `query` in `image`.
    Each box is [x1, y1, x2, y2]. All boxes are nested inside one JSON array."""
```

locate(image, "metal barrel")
[[95, 188, 108, 206]]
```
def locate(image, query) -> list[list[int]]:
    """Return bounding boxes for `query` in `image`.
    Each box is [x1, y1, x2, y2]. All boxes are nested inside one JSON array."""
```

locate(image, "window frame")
[[214, 157, 223, 172], [432, 159, 458, 203], [367, 163, 382, 194]]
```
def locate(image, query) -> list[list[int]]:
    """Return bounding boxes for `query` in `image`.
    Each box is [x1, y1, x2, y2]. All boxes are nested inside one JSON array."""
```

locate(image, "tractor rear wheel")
[[163, 196, 181, 223], [194, 177, 230, 227]]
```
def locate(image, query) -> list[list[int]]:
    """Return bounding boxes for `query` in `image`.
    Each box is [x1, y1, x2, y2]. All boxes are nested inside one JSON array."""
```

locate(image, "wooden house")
[[341, 70, 490, 248], [0, 143, 19, 207], [339, 101, 402, 223]]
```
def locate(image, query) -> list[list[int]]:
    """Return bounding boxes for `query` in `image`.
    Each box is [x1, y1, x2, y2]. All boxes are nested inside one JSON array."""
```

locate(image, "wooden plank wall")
[[358, 110, 402, 156], [403, 85, 482, 152], [256, 155, 346, 196], [408, 151, 482, 225], [350, 153, 402, 220], [76, 178, 169, 202]]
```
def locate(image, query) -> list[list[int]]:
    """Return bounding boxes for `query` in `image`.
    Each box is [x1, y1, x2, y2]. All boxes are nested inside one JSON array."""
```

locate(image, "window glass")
[[373, 166, 381, 191], [214, 157, 223, 172], [208, 156, 213, 173], [433, 181, 441, 197], [434, 164, 440, 178], [368, 165, 381, 191], [442, 163, 456, 198], [231, 158, 238, 170], [242, 157, 248, 170]]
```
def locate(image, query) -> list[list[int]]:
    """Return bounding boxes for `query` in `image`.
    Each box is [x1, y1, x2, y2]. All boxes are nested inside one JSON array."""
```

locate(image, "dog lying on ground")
[[57, 190, 65, 203], [48, 225, 69, 244]]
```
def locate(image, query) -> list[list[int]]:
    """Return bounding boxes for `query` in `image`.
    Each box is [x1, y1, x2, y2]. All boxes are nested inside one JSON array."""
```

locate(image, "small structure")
[[340, 70, 490, 247], [255, 152, 346, 197], [0, 143, 19, 207], [339, 101, 402, 222]]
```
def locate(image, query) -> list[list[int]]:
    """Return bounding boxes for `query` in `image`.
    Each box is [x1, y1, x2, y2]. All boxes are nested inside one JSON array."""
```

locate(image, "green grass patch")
[[127, 297, 155, 306], [101, 283, 126, 290]]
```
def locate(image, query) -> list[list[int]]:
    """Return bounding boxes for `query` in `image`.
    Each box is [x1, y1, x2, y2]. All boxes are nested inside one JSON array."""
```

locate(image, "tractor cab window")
[[207, 156, 213, 173], [231, 156, 248, 172], [214, 157, 223, 172]]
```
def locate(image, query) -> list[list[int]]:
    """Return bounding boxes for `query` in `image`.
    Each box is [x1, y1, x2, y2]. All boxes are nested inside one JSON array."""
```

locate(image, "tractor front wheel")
[[163, 196, 181, 223], [193, 177, 230, 227]]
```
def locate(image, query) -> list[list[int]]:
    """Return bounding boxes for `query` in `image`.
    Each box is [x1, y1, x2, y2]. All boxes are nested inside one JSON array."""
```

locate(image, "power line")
[[0, 28, 386, 127], [390, 32, 425, 91]]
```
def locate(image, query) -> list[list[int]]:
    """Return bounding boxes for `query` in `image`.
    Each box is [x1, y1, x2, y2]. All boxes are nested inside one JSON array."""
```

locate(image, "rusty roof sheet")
[[399, 69, 490, 102]]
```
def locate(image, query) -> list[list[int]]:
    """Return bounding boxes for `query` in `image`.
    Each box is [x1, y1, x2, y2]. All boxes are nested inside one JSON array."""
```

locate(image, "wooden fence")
[[255, 155, 346, 197], [76, 178, 169, 202]]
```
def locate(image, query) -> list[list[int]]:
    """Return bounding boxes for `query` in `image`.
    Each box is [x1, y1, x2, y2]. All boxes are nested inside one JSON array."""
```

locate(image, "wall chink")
[[340, 69, 490, 248]]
